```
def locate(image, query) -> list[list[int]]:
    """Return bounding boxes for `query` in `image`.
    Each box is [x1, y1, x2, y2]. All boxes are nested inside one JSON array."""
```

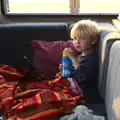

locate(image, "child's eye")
[[75, 37, 85, 40], [73, 38, 77, 41], [80, 37, 84, 40]]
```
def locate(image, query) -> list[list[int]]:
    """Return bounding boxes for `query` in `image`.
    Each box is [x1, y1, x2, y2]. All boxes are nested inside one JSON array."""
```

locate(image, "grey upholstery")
[[97, 31, 120, 99], [105, 40, 120, 120]]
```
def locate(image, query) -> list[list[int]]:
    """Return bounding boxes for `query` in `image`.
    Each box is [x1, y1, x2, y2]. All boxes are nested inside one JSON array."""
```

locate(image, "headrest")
[[0, 23, 69, 41]]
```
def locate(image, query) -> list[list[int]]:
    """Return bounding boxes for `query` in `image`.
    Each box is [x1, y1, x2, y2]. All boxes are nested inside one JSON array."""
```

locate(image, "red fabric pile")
[[0, 65, 84, 120]]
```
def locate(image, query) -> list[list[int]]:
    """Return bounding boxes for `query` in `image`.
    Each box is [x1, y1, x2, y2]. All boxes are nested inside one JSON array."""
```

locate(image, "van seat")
[[105, 40, 120, 120], [97, 31, 120, 98], [0, 23, 69, 68]]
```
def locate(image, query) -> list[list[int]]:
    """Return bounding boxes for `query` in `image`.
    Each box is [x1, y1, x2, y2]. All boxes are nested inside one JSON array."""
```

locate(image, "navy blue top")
[[71, 52, 98, 91]]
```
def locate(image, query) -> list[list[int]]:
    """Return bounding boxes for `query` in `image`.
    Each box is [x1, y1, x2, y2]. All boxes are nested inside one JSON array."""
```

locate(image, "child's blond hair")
[[70, 20, 100, 42]]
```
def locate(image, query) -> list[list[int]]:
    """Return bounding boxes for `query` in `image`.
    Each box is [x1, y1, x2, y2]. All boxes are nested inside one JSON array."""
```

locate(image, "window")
[[3, 0, 120, 15], [79, 0, 120, 13], [6, 0, 70, 14]]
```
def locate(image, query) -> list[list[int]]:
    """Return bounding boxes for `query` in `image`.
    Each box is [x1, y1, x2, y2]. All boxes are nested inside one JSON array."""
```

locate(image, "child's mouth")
[[76, 45, 80, 48]]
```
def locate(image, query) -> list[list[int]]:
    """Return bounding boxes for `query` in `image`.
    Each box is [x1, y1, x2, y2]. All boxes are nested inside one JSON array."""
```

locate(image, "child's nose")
[[76, 38, 80, 44]]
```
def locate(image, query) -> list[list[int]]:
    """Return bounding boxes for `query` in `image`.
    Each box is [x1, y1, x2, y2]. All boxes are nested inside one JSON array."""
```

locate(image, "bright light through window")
[[7, 0, 70, 13], [4, 0, 120, 14], [79, 0, 120, 13]]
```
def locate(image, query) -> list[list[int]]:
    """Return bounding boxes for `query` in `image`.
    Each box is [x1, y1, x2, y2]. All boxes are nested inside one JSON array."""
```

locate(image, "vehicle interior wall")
[[0, 1, 117, 24]]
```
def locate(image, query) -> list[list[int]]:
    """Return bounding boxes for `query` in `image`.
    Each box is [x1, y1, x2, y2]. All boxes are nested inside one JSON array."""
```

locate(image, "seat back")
[[0, 23, 69, 68], [97, 28, 120, 98], [105, 40, 120, 120]]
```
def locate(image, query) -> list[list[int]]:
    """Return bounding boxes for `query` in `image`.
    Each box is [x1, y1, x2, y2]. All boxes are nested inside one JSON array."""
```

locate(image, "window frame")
[[1, 0, 118, 16]]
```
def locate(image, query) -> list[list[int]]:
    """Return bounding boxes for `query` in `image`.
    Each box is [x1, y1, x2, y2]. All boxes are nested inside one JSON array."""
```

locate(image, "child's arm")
[[62, 47, 80, 69], [71, 57, 80, 70], [71, 56, 97, 86], [113, 98, 120, 120]]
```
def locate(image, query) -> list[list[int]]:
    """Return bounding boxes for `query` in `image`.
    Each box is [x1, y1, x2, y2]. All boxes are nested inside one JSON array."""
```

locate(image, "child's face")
[[73, 36, 93, 53]]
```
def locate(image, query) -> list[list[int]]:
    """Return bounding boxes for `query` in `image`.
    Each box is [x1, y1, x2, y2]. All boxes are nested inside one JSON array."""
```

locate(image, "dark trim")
[[1, 0, 5, 14], [1, 13, 118, 19]]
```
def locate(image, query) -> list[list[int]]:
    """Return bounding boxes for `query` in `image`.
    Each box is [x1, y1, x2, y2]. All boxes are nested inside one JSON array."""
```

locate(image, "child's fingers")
[[63, 48, 73, 53], [63, 48, 69, 52]]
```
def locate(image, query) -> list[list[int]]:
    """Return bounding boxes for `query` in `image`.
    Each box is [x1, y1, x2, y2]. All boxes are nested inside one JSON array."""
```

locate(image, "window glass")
[[79, 0, 120, 13], [4, 0, 120, 14], [7, 0, 70, 14]]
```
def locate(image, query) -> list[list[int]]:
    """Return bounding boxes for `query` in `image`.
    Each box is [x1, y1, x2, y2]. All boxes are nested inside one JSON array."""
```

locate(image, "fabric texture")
[[105, 41, 120, 120], [72, 52, 98, 86], [97, 31, 120, 99], [0, 65, 84, 120], [31, 40, 77, 80], [60, 105, 105, 120]]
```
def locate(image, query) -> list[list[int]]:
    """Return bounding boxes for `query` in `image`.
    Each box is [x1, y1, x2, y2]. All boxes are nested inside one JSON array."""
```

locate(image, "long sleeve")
[[71, 53, 98, 87]]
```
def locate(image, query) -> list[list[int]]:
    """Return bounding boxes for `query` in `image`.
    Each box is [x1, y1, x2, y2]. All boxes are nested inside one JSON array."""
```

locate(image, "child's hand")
[[63, 47, 76, 60], [63, 47, 80, 70]]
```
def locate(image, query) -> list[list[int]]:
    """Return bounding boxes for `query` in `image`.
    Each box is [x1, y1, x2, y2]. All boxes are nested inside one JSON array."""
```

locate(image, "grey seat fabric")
[[97, 31, 120, 99], [105, 40, 120, 120]]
